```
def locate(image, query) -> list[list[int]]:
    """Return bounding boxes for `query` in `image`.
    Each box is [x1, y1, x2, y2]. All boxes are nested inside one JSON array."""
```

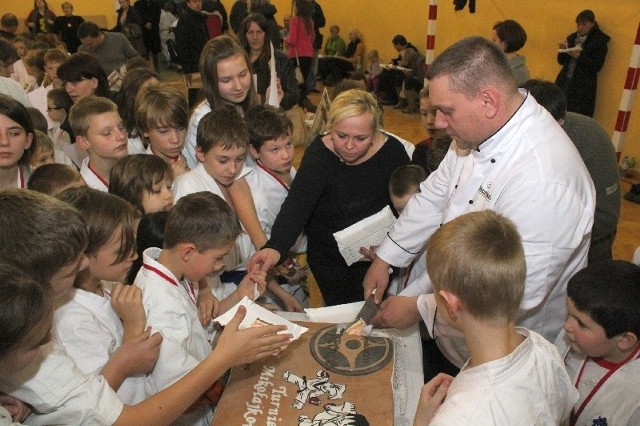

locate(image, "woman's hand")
[[248, 248, 282, 275]]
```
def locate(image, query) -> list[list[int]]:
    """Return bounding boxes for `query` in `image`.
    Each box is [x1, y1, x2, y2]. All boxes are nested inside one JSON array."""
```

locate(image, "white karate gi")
[[430, 328, 578, 426], [80, 157, 108, 192], [556, 330, 640, 426], [0, 342, 123, 425], [134, 248, 212, 426], [54, 287, 154, 404], [182, 100, 211, 169], [377, 93, 595, 365], [245, 162, 308, 306], [174, 162, 255, 266]]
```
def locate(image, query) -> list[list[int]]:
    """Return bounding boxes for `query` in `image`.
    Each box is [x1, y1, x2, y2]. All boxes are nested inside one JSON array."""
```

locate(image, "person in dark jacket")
[[112, 0, 147, 56], [229, 0, 248, 34], [174, 0, 208, 106], [135, 0, 162, 65], [555, 9, 610, 117], [238, 13, 299, 111]]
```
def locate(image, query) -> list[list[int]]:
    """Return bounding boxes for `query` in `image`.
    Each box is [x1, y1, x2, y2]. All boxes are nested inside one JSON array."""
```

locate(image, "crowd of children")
[[0, 18, 638, 426]]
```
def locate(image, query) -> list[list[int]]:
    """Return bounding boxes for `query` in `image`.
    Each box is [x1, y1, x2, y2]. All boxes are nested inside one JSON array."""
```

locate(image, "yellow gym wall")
[[248, 0, 640, 165], [11, 0, 640, 164]]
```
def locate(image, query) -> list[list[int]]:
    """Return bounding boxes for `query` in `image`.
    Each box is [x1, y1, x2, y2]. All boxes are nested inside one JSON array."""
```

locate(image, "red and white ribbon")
[[424, 0, 439, 83]]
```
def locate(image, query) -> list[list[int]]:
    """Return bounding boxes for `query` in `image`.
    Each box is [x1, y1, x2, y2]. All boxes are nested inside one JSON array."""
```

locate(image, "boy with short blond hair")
[[556, 260, 640, 425], [414, 210, 577, 425], [134, 191, 267, 426], [70, 96, 128, 191]]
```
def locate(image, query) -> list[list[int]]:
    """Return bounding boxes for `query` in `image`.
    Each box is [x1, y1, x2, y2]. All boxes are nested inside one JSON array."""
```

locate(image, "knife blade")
[[343, 295, 380, 334]]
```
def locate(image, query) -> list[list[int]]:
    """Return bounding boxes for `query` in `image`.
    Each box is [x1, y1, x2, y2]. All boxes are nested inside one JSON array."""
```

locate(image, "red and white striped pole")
[[611, 21, 640, 161], [425, 0, 438, 83]]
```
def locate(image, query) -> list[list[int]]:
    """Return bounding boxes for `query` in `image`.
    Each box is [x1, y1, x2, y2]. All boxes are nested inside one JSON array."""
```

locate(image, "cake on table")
[[210, 321, 394, 425]]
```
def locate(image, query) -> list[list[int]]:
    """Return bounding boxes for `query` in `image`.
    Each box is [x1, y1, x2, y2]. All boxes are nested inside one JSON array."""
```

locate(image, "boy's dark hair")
[[77, 21, 100, 39], [27, 107, 48, 133], [108, 154, 174, 215], [47, 87, 73, 114], [493, 19, 527, 53], [1, 13, 18, 29], [0, 263, 52, 359], [522, 79, 567, 121], [245, 105, 293, 151], [164, 192, 241, 252], [196, 107, 248, 153], [389, 164, 426, 198], [28, 163, 84, 196], [57, 187, 137, 268], [0, 189, 88, 283], [0, 38, 19, 68], [57, 52, 110, 98], [567, 260, 640, 338], [126, 211, 169, 284], [576, 9, 595, 24], [392, 34, 407, 46]]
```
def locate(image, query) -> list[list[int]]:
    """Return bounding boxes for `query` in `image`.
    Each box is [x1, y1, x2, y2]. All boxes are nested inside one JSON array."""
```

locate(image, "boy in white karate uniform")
[[414, 210, 577, 425], [134, 191, 267, 426], [71, 96, 128, 191], [174, 108, 255, 300], [0, 189, 290, 425], [556, 260, 640, 426], [243, 105, 308, 310]]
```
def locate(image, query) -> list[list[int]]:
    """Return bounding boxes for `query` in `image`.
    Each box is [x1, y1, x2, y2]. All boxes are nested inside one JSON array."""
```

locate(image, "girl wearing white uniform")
[[54, 188, 152, 404]]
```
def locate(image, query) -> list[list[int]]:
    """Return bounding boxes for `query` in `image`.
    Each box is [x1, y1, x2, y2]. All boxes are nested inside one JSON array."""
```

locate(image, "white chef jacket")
[[430, 328, 578, 426], [54, 287, 153, 404], [380, 92, 595, 363]]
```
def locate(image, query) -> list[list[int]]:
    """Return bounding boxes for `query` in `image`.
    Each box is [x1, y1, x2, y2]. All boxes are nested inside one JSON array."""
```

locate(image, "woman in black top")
[[249, 89, 410, 305]]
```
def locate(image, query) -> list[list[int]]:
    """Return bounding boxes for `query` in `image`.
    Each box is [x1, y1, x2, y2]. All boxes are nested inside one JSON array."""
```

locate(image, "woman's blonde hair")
[[349, 28, 362, 41], [328, 89, 382, 134]]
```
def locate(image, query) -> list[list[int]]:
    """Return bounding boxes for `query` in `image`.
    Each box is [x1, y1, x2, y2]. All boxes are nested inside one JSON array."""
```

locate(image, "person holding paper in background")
[[238, 13, 299, 110], [249, 89, 410, 306], [555, 9, 610, 117]]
